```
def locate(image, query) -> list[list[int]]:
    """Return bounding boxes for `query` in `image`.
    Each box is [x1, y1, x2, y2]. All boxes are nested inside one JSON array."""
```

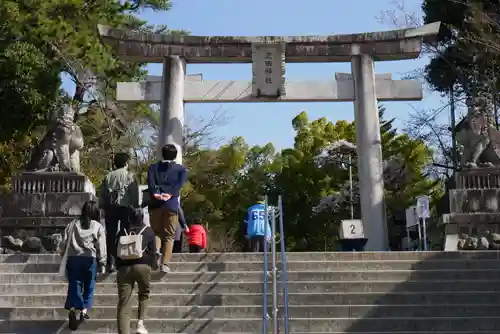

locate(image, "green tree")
[[422, 0, 500, 98], [0, 0, 183, 186], [180, 137, 279, 251], [276, 106, 440, 251]]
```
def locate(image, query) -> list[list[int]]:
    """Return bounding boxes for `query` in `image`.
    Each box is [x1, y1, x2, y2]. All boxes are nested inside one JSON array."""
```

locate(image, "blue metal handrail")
[[278, 195, 290, 334], [262, 195, 288, 334], [262, 197, 270, 334]]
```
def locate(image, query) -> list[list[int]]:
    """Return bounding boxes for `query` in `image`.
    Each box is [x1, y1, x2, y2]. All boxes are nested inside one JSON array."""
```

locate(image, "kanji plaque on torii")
[[251, 42, 286, 98]]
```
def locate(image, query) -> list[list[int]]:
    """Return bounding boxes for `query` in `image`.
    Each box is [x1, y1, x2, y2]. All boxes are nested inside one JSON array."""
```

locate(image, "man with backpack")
[[116, 208, 156, 334], [99, 153, 139, 272]]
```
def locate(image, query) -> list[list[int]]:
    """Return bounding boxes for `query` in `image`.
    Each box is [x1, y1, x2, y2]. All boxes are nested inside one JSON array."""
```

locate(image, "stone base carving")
[[443, 168, 500, 251], [12, 172, 95, 194], [444, 223, 500, 251], [0, 172, 96, 253]]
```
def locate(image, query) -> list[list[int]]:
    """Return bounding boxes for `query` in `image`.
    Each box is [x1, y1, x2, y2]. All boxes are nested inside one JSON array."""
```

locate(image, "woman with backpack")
[[116, 207, 157, 334], [59, 200, 107, 330]]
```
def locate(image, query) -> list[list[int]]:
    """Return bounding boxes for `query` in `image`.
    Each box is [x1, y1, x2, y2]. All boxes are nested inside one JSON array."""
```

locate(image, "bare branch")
[[376, 0, 423, 29]]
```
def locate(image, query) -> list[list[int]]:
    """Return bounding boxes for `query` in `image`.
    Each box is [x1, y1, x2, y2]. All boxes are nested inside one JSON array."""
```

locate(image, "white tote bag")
[[58, 220, 76, 280]]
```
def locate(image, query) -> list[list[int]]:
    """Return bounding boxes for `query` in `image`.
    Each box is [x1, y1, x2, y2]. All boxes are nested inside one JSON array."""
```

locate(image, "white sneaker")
[[136, 320, 148, 334], [160, 264, 171, 273]]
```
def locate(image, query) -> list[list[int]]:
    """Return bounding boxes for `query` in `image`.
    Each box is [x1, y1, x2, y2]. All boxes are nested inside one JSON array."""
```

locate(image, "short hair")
[[129, 208, 144, 226], [161, 144, 178, 161], [113, 152, 130, 169]]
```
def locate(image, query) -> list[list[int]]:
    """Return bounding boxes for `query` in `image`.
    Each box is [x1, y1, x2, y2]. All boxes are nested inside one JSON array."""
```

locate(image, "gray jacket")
[[99, 167, 139, 208], [60, 219, 107, 266]]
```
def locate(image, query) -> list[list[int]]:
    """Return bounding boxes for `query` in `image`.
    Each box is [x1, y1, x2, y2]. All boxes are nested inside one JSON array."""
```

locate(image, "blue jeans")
[[65, 256, 97, 310]]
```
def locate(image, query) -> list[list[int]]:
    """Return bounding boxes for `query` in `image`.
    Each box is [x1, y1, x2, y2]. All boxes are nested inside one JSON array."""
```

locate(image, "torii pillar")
[[159, 56, 185, 163], [98, 22, 441, 251]]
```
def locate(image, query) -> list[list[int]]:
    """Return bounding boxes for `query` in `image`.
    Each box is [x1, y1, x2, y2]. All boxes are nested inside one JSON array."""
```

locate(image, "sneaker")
[[80, 310, 90, 321], [160, 264, 170, 273], [136, 320, 148, 334], [68, 308, 78, 330]]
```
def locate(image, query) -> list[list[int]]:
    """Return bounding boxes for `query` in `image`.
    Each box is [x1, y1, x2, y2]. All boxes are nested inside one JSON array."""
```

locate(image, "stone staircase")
[[1, 251, 500, 333]]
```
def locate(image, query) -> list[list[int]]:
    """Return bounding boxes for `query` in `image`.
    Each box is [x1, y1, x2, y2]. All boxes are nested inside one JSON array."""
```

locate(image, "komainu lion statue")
[[26, 103, 84, 172], [455, 96, 500, 168]]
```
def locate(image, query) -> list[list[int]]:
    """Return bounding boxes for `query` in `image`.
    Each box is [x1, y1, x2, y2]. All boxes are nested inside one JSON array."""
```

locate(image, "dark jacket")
[[115, 222, 157, 268], [147, 161, 188, 212]]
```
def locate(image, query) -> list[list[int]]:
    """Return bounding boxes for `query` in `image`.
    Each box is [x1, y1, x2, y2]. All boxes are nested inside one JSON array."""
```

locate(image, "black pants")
[[250, 236, 267, 252], [104, 206, 129, 267], [189, 245, 202, 253], [243, 237, 252, 252], [173, 234, 183, 253]]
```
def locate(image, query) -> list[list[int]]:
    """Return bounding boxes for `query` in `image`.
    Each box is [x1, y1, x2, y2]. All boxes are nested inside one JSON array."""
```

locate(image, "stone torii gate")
[[98, 22, 440, 251]]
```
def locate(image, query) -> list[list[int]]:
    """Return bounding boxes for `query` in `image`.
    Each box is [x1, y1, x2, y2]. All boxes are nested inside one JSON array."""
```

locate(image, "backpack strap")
[[137, 226, 148, 253], [138, 226, 148, 235]]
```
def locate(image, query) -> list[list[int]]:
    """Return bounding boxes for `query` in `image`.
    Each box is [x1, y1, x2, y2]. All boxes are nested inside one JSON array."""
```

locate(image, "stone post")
[[351, 54, 389, 251], [159, 56, 186, 164]]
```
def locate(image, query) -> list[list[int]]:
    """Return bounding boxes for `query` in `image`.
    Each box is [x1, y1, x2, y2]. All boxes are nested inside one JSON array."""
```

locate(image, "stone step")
[[2, 251, 500, 262], [2, 292, 500, 307], [55, 332, 500, 334], [5, 305, 500, 320], [3, 260, 500, 273], [60, 332, 500, 334], [4, 317, 500, 333], [3, 280, 500, 294], [2, 269, 500, 283]]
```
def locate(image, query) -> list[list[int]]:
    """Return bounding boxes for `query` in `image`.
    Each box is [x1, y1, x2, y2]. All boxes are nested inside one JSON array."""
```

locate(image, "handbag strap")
[[64, 220, 77, 254]]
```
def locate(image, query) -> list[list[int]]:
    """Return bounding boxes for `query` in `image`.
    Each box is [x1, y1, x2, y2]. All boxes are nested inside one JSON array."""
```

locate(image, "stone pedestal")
[[339, 238, 368, 252], [443, 168, 500, 251], [0, 172, 96, 253]]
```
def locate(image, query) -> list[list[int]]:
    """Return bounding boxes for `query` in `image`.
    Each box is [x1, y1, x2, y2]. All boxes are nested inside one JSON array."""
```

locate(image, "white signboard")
[[416, 195, 430, 218], [405, 206, 418, 228], [251, 43, 286, 97], [340, 219, 364, 239]]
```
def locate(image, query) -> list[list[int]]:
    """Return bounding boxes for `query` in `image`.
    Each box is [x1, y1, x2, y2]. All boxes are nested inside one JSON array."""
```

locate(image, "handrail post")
[[278, 195, 290, 334], [271, 201, 278, 334], [263, 196, 269, 334]]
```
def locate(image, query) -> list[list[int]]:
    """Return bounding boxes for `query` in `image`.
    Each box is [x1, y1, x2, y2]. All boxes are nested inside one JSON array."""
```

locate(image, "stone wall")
[[0, 172, 96, 253], [443, 167, 500, 250]]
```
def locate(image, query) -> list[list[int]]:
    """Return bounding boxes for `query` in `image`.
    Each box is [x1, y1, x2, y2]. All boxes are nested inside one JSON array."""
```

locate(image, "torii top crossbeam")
[[97, 23, 440, 63]]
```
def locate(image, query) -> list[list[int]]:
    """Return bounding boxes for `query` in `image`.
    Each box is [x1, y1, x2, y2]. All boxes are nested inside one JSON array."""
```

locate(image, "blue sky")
[[68, 0, 454, 150]]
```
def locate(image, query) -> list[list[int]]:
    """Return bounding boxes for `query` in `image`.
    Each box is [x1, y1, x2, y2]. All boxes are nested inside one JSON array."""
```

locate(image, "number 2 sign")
[[340, 219, 364, 239]]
